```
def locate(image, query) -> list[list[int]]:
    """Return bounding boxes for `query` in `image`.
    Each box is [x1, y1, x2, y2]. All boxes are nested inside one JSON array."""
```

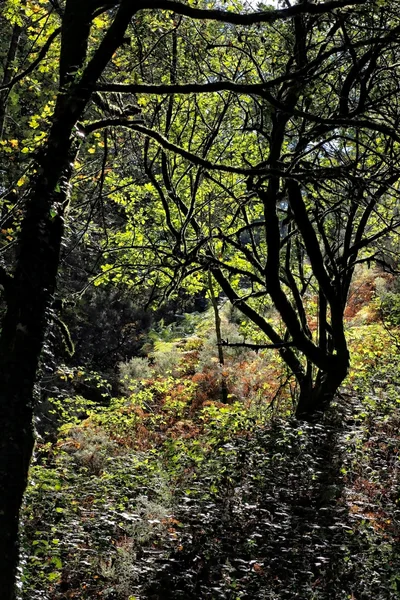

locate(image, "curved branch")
[[0, 28, 61, 92], [148, 0, 366, 25], [287, 180, 336, 305], [211, 266, 307, 385], [261, 89, 400, 142], [96, 80, 287, 95], [219, 340, 296, 350], [82, 117, 282, 175]]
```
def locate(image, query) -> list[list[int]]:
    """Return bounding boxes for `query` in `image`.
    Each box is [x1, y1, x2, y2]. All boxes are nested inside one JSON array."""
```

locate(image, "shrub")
[[119, 357, 154, 394], [152, 348, 182, 377]]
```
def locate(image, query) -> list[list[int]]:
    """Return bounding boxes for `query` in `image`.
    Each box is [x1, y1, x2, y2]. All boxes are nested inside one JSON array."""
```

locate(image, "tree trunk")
[[0, 117, 75, 598], [0, 2, 136, 595], [295, 354, 349, 421], [208, 272, 228, 403], [0, 391, 34, 600]]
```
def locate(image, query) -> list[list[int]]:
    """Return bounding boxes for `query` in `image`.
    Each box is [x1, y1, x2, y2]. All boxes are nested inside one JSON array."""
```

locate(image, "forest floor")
[[21, 268, 400, 599]]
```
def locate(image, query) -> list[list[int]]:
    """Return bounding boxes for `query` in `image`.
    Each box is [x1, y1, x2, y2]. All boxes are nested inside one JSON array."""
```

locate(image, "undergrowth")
[[21, 270, 400, 599]]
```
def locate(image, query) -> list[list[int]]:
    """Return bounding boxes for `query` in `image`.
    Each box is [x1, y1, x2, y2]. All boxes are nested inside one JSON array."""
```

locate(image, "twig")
[[218, 340, 296, 351]]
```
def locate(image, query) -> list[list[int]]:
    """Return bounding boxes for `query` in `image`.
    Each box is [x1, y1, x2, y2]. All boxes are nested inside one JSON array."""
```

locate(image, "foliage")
[[21, 286, 400, 599], [2, 0, 400, 597], [119, 357, 154, 394], [86, 0, 400, 416], [22, 394, 400, 599]]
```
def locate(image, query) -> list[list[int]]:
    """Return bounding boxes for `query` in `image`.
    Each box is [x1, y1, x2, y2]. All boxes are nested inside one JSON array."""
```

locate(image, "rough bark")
[[0, 1, 135, 596], [295, 353, 350, 420], [0, 95, 77, 600]]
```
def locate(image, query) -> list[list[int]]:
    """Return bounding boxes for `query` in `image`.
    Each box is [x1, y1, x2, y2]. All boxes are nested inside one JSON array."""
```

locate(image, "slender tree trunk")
[[208, 271, 228, 403], [0, 13, 24, 139]]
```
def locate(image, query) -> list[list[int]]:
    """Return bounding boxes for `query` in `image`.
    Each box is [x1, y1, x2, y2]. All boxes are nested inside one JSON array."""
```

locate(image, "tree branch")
[[210, 266, 307, 384], [0, 28, 61, 92], [82, 118, 360, 181], [82, 117, 285, 175], [96, 81, 287, 95], [261, 88, 400, 142], [147, 0, 366, 25], [287, 179, 336, 305], [218, 340, 296, 350]]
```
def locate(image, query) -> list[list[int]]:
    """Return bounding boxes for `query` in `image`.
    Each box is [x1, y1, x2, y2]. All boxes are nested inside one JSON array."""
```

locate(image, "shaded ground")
[[21, 396, 400, 600], [139, 401, 399, 600]]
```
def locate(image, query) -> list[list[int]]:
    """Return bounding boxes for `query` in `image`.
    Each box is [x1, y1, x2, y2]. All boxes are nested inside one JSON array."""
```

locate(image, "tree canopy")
[[1, 0, 400, 597]]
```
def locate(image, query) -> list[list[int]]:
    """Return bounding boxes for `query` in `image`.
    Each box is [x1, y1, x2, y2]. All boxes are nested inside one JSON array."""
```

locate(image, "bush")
[[152, 348, 183, 377], [119, 357, 154, 394]]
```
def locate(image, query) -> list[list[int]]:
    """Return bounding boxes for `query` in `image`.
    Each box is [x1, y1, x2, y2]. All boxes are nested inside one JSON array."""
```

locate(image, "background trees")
[[1, 0, 400, 597]]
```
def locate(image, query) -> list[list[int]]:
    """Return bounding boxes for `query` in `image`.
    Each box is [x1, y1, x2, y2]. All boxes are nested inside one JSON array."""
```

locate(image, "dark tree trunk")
[[0, 2, 135, 596], [0, 390, 34, 600], [0, 104, 78, 599], [295, 353, 349, 421], [208, 272, 228, 403]]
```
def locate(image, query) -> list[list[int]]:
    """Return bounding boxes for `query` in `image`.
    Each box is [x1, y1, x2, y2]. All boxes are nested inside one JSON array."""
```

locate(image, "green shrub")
[[119, 357, 154, 394]]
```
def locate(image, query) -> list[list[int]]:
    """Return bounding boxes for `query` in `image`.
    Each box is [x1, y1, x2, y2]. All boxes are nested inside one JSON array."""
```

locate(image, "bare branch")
[[82, 118, 361, 181], [82, 117, 282, 175], [261, 89, 400, 142], [148, 0, 366, 25], [96, 81, 285, 95], [218, 340, 296, 350], [0, 28, 61, 92]]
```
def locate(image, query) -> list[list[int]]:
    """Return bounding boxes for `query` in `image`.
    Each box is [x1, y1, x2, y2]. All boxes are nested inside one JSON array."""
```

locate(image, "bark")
[[208, 272, 228, 403], [0, 1, 135, 596], [0, 15, 24, 139], [295, 352, 350, 420], [258, 12, 351, 419], [0, 105, 74, 600]]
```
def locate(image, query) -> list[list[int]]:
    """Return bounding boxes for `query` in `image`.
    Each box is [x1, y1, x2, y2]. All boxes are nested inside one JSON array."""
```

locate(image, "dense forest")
[[1, 0, 400, 598]]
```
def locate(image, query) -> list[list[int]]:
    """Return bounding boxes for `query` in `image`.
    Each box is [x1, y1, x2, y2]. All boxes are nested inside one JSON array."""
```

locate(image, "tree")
[[0, 1, 141, 595], [95, 0, 400, 418], [0, 0, 390, 596]]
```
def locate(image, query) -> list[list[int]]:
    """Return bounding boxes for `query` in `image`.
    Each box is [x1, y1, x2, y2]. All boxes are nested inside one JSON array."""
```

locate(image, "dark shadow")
[[140, 402, 399, 599]]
